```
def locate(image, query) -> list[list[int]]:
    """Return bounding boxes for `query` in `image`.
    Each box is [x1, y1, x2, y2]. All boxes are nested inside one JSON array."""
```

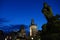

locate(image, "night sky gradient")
[[0, 0, 60, 32]]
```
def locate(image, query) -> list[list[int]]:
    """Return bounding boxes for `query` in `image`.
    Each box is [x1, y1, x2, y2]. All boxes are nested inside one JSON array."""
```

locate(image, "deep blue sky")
[[0, 0, 60, 32]]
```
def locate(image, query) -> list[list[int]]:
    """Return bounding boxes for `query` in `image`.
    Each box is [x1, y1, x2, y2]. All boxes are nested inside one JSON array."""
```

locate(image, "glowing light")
[[31, 37, 34, 40]]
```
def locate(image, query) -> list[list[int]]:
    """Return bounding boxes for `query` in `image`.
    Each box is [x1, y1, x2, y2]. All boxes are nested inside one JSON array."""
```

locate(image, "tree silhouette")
[[0, 30, 4, 40]]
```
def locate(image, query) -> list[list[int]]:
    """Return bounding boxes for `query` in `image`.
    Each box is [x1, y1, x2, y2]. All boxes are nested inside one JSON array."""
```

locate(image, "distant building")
[[17, 25, 27, 40], [30, 19, 37, 37]]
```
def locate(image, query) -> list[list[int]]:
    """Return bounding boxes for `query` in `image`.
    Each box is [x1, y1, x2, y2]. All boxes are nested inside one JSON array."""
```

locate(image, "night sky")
[[0, 0, 60, 32]]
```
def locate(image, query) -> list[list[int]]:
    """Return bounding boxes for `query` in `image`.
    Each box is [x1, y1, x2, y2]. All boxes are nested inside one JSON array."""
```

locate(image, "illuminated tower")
[[30, 19, 37, 36]]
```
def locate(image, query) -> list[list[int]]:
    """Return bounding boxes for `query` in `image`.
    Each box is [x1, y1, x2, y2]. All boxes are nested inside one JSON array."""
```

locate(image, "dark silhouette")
[[0, 30, 4, 40], [17, 24, 28, 40], [41, 2, 60, 40]]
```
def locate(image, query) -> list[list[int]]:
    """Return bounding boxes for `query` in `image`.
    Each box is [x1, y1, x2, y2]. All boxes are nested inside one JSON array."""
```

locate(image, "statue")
[[42, 2, 60, 33], [42, 3, 53, 22], [41, 2, 60, 40], [42, 3, 60, 23]]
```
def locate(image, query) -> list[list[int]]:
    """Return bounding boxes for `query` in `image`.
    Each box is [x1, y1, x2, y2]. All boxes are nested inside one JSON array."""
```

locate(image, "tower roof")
[[30, 19, 37, 26], [31, 19, 35, 25]]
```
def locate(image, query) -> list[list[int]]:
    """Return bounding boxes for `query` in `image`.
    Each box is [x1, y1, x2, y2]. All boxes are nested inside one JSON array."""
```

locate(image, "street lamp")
[[31, 37, 34, 40]]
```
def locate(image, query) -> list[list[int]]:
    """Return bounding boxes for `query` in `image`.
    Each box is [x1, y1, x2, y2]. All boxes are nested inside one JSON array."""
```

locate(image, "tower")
[[30, 19, 37, 37]]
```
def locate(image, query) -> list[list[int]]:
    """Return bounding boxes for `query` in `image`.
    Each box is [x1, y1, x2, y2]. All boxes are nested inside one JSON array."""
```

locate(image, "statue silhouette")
[[41, 2, 60, 40], [42, 2, 60, 33]]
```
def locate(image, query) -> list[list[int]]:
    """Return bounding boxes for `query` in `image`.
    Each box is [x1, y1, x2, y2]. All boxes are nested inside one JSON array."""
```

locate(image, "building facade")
[[30, 19, 37, 37]]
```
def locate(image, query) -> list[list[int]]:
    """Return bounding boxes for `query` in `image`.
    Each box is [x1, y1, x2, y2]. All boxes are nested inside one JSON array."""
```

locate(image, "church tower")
[[30, 19, 37, 36]]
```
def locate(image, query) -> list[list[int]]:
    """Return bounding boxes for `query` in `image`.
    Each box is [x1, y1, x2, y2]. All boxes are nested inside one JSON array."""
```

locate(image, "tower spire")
[[30, 19, 37, 36], [31, 19, 35, 25]]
